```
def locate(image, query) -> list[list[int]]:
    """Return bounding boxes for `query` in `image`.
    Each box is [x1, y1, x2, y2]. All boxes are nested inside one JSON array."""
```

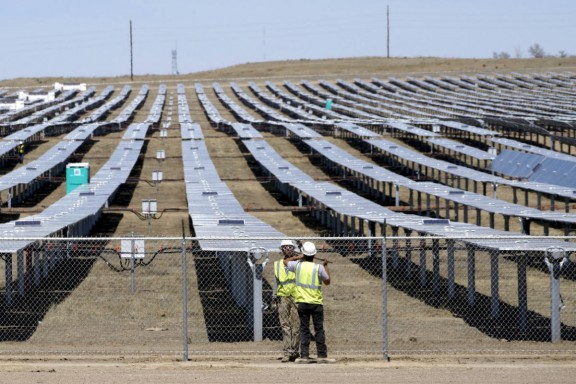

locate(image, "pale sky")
[[0, 0, 574, 80]]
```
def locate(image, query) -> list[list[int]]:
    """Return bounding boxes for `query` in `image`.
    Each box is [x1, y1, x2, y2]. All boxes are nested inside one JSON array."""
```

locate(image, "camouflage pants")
[[278, 296, 300, 357]]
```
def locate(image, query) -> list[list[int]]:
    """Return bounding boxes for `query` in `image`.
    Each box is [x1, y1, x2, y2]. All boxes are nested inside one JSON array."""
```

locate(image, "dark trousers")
[[297, 302, 327, 358]]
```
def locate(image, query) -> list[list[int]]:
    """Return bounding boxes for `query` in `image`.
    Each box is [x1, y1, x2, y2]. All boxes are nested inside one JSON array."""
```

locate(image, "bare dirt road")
[[1, 357, 575, 384], [0, 359, 576, 384]]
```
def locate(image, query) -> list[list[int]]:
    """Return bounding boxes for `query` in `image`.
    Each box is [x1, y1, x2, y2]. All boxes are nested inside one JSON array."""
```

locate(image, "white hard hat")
[[280, 239, 295, 248], [301, 241, 317, 256]]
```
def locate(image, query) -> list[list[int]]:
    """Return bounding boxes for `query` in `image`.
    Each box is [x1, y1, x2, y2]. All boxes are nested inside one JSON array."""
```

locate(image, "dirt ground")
[[0, 356, 575, 384]]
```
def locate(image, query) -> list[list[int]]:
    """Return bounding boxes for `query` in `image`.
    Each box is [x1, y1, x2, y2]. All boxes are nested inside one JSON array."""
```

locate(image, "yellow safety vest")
[[294, 261, 323, 305], [274, 260, 296, 297]]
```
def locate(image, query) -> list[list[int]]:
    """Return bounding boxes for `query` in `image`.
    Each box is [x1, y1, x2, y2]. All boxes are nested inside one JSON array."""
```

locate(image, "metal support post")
[[247, 247, 269, 342], [490, 250, 500, 318], [381, 232, 390, 361], [181, 234, 189, 361], [432, 239, 440, 293], [391, 227, 399, 269], [5, 254, 12, 305], [544, 247, 567, 342], [130, 236, 136, 293], [517, 252, 528, 333], [419, 235, 427, 287], [467, 245, 476, 306], [17, 249, 24, 297], [447, 239, 455, 300]]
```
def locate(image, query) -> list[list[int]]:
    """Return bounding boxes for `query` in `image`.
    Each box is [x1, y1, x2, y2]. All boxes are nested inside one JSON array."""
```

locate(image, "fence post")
[[447, 239, 455, 300], [544, 247, 567, 342], [490, 249, 500, 318], [381, 233, 389, 361], [17, 249, 24, 297], [5, 253, 12, 305], [247, 247, 269, 342], [517, 252, 528, 333], [130, 236, 136, 293], [181, 236, 189, 361]]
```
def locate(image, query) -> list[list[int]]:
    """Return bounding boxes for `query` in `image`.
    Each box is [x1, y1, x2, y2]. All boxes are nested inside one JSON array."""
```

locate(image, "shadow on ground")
[[193, 250, 282, 342], [347, 252, 576, 342]]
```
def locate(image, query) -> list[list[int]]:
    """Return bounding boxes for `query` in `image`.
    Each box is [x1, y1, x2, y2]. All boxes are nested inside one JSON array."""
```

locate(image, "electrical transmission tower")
[[171, 49, 179, 75]]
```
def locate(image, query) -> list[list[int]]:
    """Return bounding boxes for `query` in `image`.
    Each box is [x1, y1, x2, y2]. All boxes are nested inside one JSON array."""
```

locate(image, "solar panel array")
[[491, 149, 544, 178], [195, 77, 566, 244], [238, 130, 576, 252], [145, 84, 167, 125], [427, 137, 496, 161], [82, 85, 128, 123], [1, 89, 86, 126], [304, 138, 576, 231], [195, 83, 227, 125], [49, 87, 113, 124], [367, 138, 576, 202], [0, 138, 145, 253], [111, 85, 149, 125], [530, 158, 576, 187], [205, 77, 576, 207], [491, 137, 576, 162], [267, 121, 322, 139], [229, 82, 291, 123], [214, 83, 261, 124], [2, 69, 576, 257], [178, 85, 285, 252], [0, 84, 162, 253]]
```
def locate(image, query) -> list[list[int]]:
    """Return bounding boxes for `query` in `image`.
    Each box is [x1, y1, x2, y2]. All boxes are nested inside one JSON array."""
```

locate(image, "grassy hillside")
[[3, 56, 576, 88]]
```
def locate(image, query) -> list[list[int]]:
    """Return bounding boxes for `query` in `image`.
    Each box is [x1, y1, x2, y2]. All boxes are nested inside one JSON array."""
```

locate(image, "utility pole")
[[387, 6, 390, 58], [130, 20, 134, 81], [172, 47, 179, 75]]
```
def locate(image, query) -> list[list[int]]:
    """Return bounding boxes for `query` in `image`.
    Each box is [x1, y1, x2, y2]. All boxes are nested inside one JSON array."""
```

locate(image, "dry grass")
[[3, 56, 576, 88]]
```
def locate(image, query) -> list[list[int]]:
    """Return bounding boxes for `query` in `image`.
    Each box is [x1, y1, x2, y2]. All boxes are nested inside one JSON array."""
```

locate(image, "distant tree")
[[514, 47, 523, 58], [559, 50, 569, 58], [493, 51, 511, 59], [528, 43, 546, 58]]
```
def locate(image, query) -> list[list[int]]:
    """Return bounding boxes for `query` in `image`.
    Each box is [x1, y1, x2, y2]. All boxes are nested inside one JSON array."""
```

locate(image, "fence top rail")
[[0, 236, 574, 255], [0, 235, 575, 242]]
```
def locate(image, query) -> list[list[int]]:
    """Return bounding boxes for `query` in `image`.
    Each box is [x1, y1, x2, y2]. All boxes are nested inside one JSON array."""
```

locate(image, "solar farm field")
[[1, 57, 576, 381]]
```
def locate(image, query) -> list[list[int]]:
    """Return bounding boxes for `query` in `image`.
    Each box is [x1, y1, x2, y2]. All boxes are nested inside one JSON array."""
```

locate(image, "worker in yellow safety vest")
[[273, 239, 300, 362], [17, 142, 25, 163], [284, 241, 335, 364]]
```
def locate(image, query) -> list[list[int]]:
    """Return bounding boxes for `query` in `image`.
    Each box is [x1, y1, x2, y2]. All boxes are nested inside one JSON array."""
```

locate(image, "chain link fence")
[[0, 236, 575, 359]]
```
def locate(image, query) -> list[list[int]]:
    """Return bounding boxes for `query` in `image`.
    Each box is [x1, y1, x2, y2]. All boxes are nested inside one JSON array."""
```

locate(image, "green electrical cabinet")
[[66, 162, 90, 194]]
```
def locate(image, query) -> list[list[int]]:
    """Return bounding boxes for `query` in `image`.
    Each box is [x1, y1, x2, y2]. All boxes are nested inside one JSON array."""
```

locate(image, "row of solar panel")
[[180, 85, 285, 252], [211, 80, 576, 203], [0, 86, 165, 252]]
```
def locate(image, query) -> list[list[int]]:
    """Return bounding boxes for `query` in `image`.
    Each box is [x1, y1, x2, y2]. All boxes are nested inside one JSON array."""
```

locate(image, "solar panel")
[[491, 137, 576, 162], [530, 158, 576, 187], [427, 137, 496, 161], [491, 149, 544, 178]]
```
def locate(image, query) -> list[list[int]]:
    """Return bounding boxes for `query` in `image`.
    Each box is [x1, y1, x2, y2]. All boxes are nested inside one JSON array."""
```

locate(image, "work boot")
[[316, 357, 336, 364], [295, 357, 316, 364], [281, 356, 291, 363], [289, 353, 300, 362]]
